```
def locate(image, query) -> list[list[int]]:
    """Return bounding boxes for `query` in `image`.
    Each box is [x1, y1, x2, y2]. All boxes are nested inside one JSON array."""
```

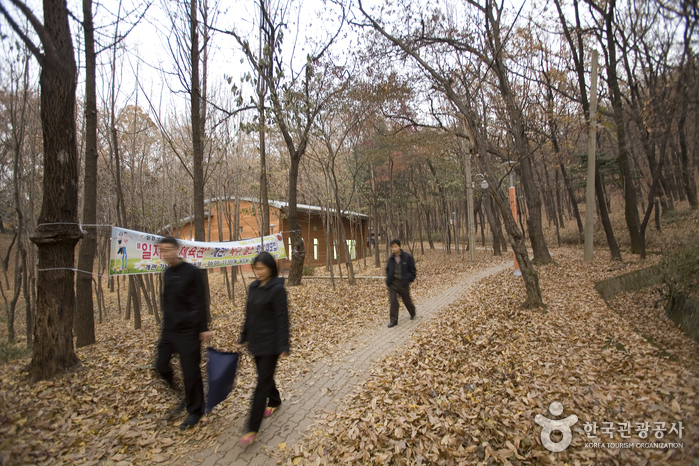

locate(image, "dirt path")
[[177, 263, 510, 466]]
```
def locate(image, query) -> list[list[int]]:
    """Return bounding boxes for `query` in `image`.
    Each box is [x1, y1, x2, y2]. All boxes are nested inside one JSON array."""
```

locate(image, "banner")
[[110, 227, 287, 276]]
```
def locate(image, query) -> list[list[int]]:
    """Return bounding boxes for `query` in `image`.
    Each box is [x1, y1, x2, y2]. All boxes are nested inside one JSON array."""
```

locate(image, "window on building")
[[313, 238, 318, 260], [346, 240, 356, 260], [313, 225, 318, 232], [288, 237, 292, 256], [333, 244, 337, 260], [239, 226, 244, 234]]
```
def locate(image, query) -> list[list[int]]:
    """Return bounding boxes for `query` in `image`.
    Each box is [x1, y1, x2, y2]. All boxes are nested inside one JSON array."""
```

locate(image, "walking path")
[[185, 263, 509, 466]]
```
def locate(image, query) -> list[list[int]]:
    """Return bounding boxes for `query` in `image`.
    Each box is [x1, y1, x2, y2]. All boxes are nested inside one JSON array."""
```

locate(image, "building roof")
[[159, 196, 369, 234], [205, 196, 370, 220]]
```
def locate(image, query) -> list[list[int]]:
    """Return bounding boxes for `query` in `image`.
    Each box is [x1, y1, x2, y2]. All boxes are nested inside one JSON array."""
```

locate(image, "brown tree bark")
[[604, 0, 644, 255], [678, 81, 698, 209], [10, 0, 84, 381], [483, 194, 503, 255], [554, 0, 621, 259], [257, 0, 272, 237], [189, 0, 211, 318], [488, 182, 545, 309], [486, 3, 552, 265], [6, 45, 31, 344], [75, 0, 98, 347]]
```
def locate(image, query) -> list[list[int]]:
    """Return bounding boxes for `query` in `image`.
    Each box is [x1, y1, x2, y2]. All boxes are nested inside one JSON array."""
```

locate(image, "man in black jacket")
[[156, 236, 211, 430], [385, 239, 416, 327]]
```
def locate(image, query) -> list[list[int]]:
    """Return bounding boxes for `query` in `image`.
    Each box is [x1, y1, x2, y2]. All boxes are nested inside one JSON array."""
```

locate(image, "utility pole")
[[584, 50, 599, 262]]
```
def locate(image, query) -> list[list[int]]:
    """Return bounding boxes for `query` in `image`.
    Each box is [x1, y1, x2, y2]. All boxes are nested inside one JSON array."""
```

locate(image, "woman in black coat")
[[237, 251, 289, 446]]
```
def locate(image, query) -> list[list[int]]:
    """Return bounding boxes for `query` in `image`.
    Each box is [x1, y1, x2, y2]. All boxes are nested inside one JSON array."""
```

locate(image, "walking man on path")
[[385, 239, 416, 328], [156, 236, 212, 430]]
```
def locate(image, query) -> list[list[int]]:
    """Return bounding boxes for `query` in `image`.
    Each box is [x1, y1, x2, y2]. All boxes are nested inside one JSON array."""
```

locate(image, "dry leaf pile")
[[285, 248, 698, 465], [0, 249, 501, 465]]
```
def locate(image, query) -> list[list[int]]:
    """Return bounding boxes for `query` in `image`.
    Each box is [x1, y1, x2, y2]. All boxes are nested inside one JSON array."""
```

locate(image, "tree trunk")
[[258, 7, 271, 238], [131, 276, 141, 330], [330, 157, 355, 284], [149, 274, 160, 325], [484, 194, 502, 256], [678, 96, 698, 208], [137, 276, 154, 317], [553, 0, 618, 255], [8, 54, 30, 344], [125, 277, 132, 321], [75, 0, 98, 347], [487, 5, 552, 265], [489, 185, 545, 309], [605, 0, 644, 255], [321, 206, 335, 288], [189, 0, 211, 319], [287, 153, 306, 286], [7, 248, 21, 343], [594, 158, 622, 260], [23, 246, 32, 346], [28, 0, 83, 381]]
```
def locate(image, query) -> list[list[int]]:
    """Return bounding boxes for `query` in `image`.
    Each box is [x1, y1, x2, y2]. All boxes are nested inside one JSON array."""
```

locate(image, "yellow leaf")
[[278, 442, 287, 450]]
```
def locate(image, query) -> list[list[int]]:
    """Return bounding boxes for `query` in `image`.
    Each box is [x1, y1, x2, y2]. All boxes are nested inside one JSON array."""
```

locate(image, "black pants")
[[156, 330, 204, 416], [389, 281, 416, 324], [248, 354, 281, 432]]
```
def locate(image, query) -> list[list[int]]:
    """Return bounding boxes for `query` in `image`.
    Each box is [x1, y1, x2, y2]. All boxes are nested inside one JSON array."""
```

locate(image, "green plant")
[[302, 265, 314, 276], [0, 341, 31, 363], [659, 238, 699, 298]]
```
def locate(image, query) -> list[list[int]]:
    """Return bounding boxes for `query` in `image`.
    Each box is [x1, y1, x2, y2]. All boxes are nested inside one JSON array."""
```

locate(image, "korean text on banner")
[[109, 227, 288, 276]]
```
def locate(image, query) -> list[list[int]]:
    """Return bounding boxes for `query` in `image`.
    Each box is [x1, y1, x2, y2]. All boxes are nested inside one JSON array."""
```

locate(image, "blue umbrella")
[[205, 348, 239, 413]]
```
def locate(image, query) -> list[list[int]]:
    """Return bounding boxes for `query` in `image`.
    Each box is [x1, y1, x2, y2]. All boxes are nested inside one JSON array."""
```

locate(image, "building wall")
[[172, 199, 369, 268]]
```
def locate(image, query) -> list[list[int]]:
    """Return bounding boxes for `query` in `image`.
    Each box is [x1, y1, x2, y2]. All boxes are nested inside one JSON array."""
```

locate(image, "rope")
[[36, 267, 108, 277]]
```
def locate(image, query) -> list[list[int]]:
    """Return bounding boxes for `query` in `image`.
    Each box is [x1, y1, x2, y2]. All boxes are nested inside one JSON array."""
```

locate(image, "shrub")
[[0, 341, 31, 363], [659, 237, 699, 299], [302, 265, 314, 276]]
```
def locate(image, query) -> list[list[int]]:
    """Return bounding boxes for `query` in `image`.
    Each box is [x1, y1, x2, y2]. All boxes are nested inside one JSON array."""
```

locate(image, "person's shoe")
[[410, 314, 417, 320], [179, 413, 202, 430], [263, 406, 279, 418], [166, 399, 186, 421], [388, 322, 397, 328], [239, 432, 257, 447]]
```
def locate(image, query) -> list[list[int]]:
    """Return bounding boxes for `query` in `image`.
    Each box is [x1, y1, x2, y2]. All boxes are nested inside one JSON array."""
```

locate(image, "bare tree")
[[1, 0, 83, 380], [75, 0, 99, 347], [356, 0, 546, 307], [221, 2, 345, 285]]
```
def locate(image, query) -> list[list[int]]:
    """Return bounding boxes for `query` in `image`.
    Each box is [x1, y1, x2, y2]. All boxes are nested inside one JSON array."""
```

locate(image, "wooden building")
[[168, 197, 370, 267]]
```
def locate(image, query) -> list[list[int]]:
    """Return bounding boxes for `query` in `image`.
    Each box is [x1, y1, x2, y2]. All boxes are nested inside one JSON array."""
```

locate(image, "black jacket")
[[162, 261, 209, 333], [239, 277, 290, 357], [385, 250, 416, 287]]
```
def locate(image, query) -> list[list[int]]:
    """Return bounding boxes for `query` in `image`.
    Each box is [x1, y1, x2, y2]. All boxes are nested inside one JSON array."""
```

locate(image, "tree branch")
[[0, 2, 45, 64]]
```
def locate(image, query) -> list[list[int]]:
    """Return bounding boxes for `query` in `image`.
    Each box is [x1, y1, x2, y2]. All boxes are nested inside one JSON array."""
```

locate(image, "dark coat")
[[162, 261, 209, 333], [385, 250, 416, 287], [239, 277, 290, 357]]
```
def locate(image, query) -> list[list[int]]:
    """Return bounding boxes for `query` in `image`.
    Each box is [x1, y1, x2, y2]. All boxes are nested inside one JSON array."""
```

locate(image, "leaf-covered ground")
[[284, 249, 699, 465], [0, 248, 502, 465]]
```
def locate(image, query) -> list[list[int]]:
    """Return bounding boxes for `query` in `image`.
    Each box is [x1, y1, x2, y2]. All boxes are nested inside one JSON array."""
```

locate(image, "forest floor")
[[0, 205, 698, 465]]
